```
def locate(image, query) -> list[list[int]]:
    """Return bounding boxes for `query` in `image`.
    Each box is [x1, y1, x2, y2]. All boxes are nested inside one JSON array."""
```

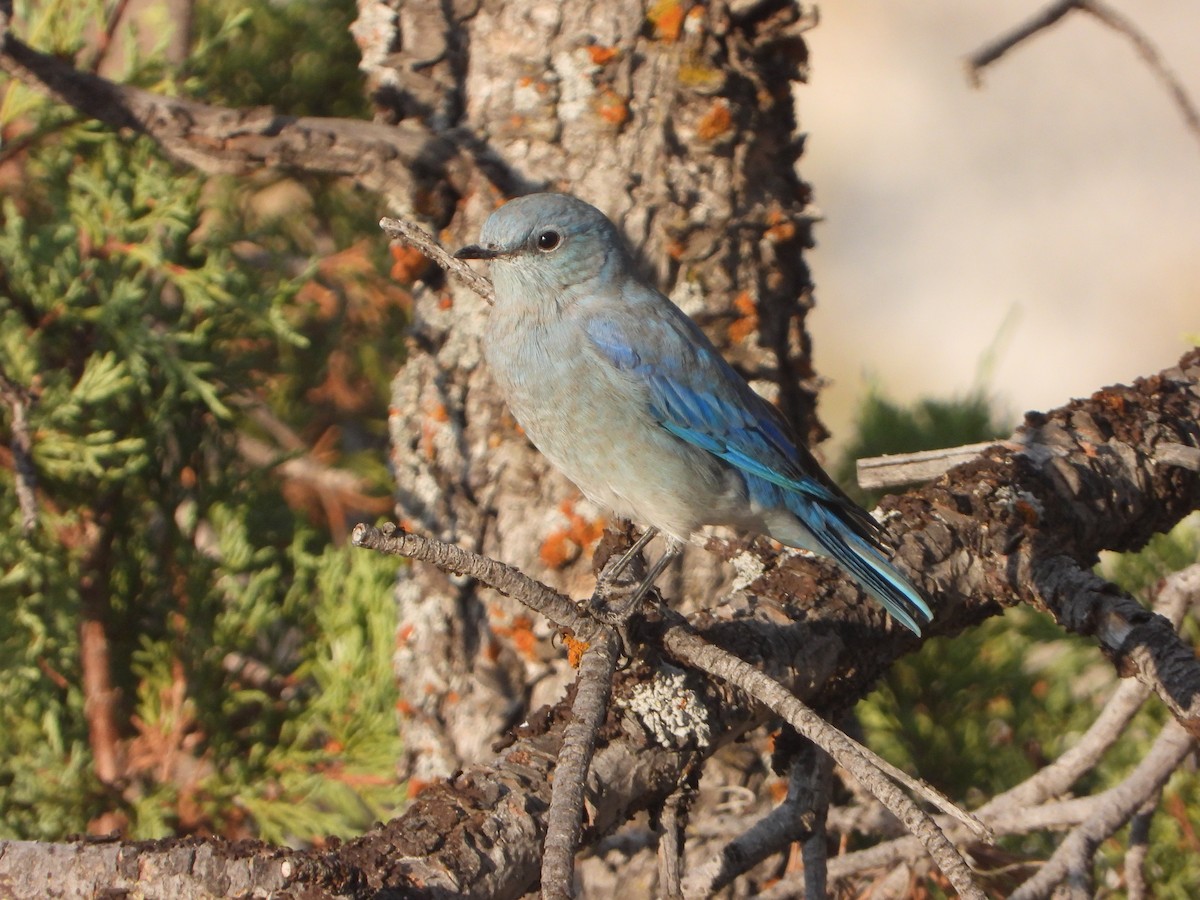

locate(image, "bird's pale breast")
[[483, 307, 746, 541]]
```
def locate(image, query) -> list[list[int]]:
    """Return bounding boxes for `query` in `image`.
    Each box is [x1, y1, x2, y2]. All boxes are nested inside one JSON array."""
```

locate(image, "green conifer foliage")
[[0, 1, 404, 842]]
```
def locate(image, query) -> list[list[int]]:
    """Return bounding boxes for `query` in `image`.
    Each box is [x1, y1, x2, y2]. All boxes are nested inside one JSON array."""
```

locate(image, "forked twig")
[[965, 0, 1200, 153], [379, 217, 495, 304], [660, 618, 987, 899]]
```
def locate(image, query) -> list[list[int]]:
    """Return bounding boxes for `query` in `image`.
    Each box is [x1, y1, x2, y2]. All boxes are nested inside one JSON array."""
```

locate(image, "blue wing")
[[585, 289, 932, 634]]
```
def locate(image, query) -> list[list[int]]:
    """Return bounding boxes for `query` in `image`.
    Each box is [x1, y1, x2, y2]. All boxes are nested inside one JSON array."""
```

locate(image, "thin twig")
[[1080, 0, 1200, 152], [540, 622, 621, 900], [1009, 720, 1195, 900], [351, 522, 592, 634], [0, 371, 38, 533], [379, 217, 495, 304], [965, 1, 1200, 153], [660, 618, 987, 900], [964, 0, 1076, 85], [856, 441, 1001, 490], [1124, 793, 1157, 900]]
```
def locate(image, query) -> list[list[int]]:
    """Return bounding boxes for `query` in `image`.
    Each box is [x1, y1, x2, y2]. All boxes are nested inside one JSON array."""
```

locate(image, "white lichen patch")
[[622, 667, 711, 749], [730, 547, 766, 594], [551, 48, 599, 122]]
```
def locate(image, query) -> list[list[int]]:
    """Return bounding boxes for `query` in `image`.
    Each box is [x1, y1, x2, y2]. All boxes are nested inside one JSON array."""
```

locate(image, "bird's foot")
[[589, 574, 647, 666]]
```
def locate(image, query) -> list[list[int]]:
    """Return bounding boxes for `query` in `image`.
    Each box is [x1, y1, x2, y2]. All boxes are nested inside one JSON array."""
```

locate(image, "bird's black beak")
[[454, 244, 501, 260]]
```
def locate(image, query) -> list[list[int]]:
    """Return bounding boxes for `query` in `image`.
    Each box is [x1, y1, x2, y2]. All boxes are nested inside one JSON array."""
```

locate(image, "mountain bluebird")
[[455, 193, 932, 635]]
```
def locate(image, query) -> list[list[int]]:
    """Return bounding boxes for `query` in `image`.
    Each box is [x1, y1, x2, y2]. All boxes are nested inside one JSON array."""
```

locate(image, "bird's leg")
[[605, 526, 660, 583], [624, 538, 682, 608], [592, 533, 681, 626]]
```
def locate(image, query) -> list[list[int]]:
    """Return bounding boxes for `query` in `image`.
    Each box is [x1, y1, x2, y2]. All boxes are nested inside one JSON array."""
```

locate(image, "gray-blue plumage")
[[456, 193, 932, 635]]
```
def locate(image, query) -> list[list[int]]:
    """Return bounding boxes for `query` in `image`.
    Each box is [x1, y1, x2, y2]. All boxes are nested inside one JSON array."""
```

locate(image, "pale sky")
[[801, 1, 1199, 448]]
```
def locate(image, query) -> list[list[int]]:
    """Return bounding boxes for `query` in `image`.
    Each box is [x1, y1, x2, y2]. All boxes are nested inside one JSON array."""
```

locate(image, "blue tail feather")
[[802, 504, 933, 635]]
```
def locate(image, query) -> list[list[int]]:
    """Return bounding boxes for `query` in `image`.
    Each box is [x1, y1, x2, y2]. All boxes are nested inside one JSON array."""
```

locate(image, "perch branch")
[[354, 522, 989, 894], [540, 622, 621, 900]]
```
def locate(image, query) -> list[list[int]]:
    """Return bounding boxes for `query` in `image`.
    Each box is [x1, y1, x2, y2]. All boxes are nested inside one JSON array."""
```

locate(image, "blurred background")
[[803, 0, 1199, 447]]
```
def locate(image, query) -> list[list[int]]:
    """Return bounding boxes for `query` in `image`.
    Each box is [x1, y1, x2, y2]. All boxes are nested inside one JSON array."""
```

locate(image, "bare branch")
[[0, 34, 464, 212], [973, 563, 1195, 820], [660, 619, 987, 899], [1009, 720, 1195, 900], [1124, 794, 1157, 900], [965, 1, 1200, 153], [857, 441, 1005, 490]]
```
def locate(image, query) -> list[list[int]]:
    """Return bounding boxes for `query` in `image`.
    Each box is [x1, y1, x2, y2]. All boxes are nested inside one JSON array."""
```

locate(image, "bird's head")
[[455, 193, 631, 304]]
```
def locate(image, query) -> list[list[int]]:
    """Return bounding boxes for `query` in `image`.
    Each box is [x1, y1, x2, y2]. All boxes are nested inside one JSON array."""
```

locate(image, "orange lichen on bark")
[[406, 777, 434, 798], [648, 0, 685, 42], [587, 45, 619, 65], [389, 244, 430, 283], [493, 615, 539, 661], [596, 88, 630, 127], [540, 499, 607, 569], [564, 633, 590, 668], [696, 100, 732, 141], [764, 206, 797, 243], [1096, 389, 1127, 415], [420, 401, 450, 460], [728, 291, 758, 343]]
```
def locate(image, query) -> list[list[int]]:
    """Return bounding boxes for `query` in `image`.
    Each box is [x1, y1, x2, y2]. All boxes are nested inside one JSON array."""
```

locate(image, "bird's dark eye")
[[536, 230, 562, 252]]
